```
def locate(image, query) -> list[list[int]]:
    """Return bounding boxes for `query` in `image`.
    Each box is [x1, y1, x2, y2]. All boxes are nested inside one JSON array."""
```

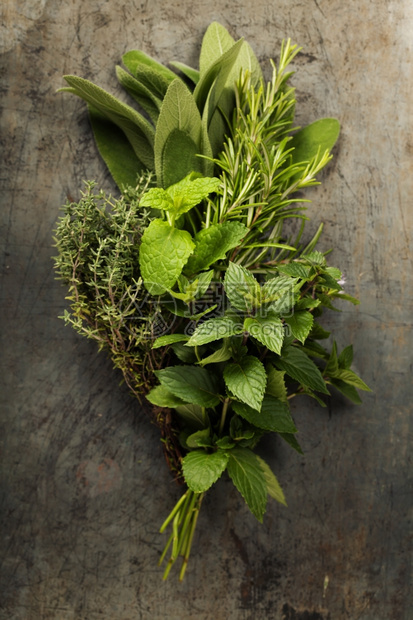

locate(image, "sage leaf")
[[60, 75, 155, 170], [116, 65, 161, 123], [169, 61, 200, 85], [290, 118, 340, 166], [139, 219, 195, 294], [88, 105, 145, 190], [122, 49, 177, 85], [227, 448, 268, 522], [155, 366, 221, 408], [182, 450, 229, 493], [224, 355, 266, 411], [155, 79, 204, 187]]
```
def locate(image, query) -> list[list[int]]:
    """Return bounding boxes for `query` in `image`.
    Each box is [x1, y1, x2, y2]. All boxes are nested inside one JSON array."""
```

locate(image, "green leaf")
[[169, 61, 200, 85], [185, 221, 249, 274], [194, 38, 244, 111], [122, 50, 177, 85], [232, 396, 297, 433], [139, 219, 195, 294], [277, 263, 313, 279], [324, 341, 339, 377], [175, 403, 207, 430], [284, 311, 314, 344], [186, 316, 243, 347], [244, 312, 284, 354], [152, 333, 189, 349], [256, 455, 287, 506], [60, 75, 155, 170], [333, 292, 360, 305], [140, 175, 220, 217], [224, 356, 266, 411], [262, 275, 299, 314], [265, 364, 287, 402], [116, 65, 161, 123], [330, 379, 362, 404], [186, 428, 212, 449], [224, 262, 261, 313], [275, 345, 329, 394], [227, 448, 268, 522], [155, 79, 204, 188], [182, 450, 229, 493], [310, 322, 331, 340], [199, 22, 236, 74], [145, 385, 186, 408], [279, 432, 304, 455], [338, 344, 354, 369], [198, 339, 233, 366], [290, 118, 340, 166], [88, 105, 145, 190], [155, 366, 221, 408], [331, 369, 371, 391]]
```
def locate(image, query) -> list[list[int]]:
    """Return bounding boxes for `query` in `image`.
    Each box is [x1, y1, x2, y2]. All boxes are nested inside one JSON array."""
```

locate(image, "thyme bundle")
[[54, 22, 369, 580]]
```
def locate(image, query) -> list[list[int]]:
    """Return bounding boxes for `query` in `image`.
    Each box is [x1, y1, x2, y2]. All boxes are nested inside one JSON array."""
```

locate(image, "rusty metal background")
[[1, 1, 412, 618]]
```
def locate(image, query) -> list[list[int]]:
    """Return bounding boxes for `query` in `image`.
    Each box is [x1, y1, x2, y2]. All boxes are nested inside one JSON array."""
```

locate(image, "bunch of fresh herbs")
[[54, 22, 369, 580]]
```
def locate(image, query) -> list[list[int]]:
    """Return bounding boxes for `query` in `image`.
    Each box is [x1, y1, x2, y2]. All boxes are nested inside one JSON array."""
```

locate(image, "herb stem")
[[219, 398, 231, 435]]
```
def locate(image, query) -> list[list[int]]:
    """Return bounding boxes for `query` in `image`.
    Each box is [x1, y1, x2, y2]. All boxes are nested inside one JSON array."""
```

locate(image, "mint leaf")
[[152, 334, 189, 349], [284, 311, 314, 344], [265, 364, 287, 402], [139, 219, 195, 294], [232, 395, 297, 433], [279, 433, 304, 455], [186, 429, 212, 449], [224, 262, 261, 313], [155, 366, 221, 408], [277, 263, 312, 279], [140, 187, 174, 211], [168, 175, 220, 216], [182, 450, 229, 493], [227, 448, 268, 522], [185, 221, 249, 274], [146, 385, 187, 408], [330, 379, 362, 404], [198, 339, 233, 366], [338, 344, 354, 369], [332, 369, 371, 391], [256, 455, 287, 506], [224, 356, 266, 411], [275, 346, 329, 394], [175, 403, 208, 430], [244, 312, 284, 354], [186, 316, 243, 347]]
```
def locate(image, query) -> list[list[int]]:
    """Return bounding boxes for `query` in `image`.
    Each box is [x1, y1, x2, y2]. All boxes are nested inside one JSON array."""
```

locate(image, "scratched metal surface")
[[1, 1, 412, 618]]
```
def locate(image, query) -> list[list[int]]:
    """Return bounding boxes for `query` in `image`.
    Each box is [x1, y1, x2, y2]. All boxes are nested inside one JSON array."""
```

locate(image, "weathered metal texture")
[[1, 1, 412, 618]]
